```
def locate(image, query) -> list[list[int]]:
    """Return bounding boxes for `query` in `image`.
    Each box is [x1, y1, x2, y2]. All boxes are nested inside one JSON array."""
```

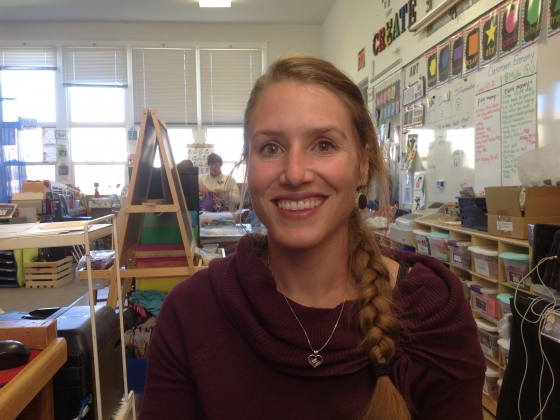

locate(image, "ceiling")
[[0, 0, 336, 25]]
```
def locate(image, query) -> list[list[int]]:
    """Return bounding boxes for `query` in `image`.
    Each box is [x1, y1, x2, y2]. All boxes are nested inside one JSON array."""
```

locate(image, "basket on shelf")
[[457, 197, 488, 231]]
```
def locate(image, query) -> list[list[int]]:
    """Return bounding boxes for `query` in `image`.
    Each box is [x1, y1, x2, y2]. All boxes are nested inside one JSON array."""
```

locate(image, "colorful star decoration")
[[486, 19, 497, 44]]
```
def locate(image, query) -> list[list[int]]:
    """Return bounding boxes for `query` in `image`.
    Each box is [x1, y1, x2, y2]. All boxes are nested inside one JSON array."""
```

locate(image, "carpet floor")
[[0, 280, 91, 313]]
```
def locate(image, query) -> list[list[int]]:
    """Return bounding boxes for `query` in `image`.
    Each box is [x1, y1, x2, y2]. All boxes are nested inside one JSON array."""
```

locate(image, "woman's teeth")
[[277, 198, 324, 210]]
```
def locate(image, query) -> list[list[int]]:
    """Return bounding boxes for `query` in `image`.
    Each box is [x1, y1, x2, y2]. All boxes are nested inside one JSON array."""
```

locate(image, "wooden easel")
[[114, 108, 200, 305]]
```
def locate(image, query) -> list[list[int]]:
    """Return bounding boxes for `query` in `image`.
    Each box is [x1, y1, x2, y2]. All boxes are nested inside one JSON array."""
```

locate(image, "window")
[[0, 44, 263, 200], [0, 62, 57, 190], [132, 48, 197, 125], [70, 127, 127, 163], [18, 129, 56, 182], [153, 127, 194, 168], [0, 70, 56, 122], [25, 163, 56, 182], [64, 47, 128, 195], [200, 49, 262, 125], [69, 87, 125, 123], [206, 127, 245, 183], [74, 164, 126, 194]]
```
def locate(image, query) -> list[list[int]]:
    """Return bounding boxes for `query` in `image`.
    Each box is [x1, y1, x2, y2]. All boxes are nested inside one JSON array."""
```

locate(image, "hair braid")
[[349, 210, 411, 420]]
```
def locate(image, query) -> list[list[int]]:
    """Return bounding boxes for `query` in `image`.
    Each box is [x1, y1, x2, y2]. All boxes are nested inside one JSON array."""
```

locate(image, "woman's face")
[[246, 81, 369, 251]]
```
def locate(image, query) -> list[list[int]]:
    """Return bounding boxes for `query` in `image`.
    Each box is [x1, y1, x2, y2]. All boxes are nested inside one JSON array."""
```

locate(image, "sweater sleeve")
[[408, 363, 485, 420], [389, 256, 487, 419], [138, 288, 198, 419]]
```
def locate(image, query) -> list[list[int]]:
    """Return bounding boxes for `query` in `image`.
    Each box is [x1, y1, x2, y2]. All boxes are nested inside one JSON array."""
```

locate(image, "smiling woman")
[[139, 55, 486, 420]]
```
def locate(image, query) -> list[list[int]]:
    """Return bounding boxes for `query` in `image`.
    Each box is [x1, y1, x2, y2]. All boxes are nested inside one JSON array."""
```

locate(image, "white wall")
[[322, 0, 502, 85], [0, 21, 323, 64]]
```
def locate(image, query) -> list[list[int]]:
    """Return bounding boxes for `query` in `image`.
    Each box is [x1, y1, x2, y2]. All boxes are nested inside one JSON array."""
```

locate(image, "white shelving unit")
[[0, 215, 136, 420]]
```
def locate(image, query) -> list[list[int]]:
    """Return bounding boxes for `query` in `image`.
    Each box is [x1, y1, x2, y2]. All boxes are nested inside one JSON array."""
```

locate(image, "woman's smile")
[[276, 197, 324, 211]]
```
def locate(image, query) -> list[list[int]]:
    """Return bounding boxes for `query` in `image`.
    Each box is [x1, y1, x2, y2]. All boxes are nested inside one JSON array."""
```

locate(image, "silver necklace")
[[267, 257, 350, 368]]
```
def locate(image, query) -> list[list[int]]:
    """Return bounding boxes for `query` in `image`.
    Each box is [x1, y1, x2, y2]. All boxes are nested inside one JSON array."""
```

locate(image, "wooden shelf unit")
[[378, 219, 533, 417]]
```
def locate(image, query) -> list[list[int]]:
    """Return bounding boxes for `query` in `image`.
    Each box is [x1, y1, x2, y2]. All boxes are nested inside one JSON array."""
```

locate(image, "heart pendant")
[[308, 354, 323, 368]]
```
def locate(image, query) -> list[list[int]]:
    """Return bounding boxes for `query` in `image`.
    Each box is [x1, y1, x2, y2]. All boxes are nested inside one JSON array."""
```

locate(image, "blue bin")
[[126, 358, 147, 393]]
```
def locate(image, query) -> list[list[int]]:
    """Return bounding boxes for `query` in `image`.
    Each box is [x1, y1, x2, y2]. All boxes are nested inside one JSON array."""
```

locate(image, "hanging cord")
[[513, 256, 558, 420]]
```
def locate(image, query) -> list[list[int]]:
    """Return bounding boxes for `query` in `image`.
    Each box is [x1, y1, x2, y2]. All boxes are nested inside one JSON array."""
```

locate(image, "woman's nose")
[[280, 148, 313, 186]]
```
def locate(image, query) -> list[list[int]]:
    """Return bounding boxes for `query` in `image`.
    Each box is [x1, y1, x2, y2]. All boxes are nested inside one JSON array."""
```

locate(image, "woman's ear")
[[359, 144, 370, 186]]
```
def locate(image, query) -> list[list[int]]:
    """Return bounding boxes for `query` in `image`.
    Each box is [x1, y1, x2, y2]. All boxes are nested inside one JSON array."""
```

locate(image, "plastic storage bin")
[[469, 246, 499, 279], [483, 364, 500, 400], [500, 252, 531, 290], [470, 283, 500, 319], [475, 318, 499, 360], [447, 239, 472, 270], [497, 293, 513, 316], [498, 338, 510, 367], [428, 231, 450, 261], [460, 278, 473, 300], [413, 229, 431, 255]]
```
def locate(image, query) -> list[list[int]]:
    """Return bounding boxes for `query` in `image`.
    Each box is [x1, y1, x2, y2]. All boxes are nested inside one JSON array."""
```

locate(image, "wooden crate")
[[24, 256, 74, 288]]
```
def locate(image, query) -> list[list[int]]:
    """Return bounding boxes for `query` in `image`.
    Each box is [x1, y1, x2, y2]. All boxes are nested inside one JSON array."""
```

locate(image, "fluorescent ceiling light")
[[199, 0, 231, 7]]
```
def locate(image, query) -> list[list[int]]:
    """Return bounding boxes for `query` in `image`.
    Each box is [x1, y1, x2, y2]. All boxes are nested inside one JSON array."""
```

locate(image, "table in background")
[[200, 224, 267, 254]]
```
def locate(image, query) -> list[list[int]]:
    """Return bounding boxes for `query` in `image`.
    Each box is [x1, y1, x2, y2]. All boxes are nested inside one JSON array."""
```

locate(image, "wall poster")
[[474, 44, 538, 193]]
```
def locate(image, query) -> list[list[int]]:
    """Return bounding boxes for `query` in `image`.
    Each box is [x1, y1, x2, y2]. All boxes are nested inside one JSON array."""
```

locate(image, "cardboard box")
[[485, 186, 560, 239], [22, 181, 45, 195]]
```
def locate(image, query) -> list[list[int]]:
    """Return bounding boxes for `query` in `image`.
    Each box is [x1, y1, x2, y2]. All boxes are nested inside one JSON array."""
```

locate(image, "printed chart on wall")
[[474, 44, 537, 193]]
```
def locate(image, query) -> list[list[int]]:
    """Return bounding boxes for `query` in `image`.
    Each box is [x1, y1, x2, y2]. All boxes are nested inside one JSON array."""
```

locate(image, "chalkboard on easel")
[[119, 108, 195, 272]]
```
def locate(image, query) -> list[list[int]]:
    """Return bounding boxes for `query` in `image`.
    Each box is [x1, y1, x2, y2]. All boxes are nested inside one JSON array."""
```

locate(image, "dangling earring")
[[355, 189, 367, 210]]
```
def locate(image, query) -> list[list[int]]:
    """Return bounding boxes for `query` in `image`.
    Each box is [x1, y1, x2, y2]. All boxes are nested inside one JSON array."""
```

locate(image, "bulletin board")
[[400, 0, 560, 204]]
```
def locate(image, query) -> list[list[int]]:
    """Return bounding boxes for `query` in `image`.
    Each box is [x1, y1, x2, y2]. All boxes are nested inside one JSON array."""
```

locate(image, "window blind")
[[200, 49, 262, 125], [62, 47, 127, 87], [0, 47, 57, 70], [132, 48, 197, 125]]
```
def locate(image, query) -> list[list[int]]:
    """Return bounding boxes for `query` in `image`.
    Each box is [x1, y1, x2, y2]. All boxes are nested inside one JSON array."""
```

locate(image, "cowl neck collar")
[[209, 234, 368, 377]]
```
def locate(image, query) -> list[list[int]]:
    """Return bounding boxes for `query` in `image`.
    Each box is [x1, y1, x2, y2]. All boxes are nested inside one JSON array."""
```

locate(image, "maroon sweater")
[[139, 235, 486, 420]]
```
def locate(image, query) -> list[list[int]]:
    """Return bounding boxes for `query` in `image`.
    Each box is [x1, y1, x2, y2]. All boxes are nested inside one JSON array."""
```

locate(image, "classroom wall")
[[323, 0, 502, 83], [323, 0, 560, 205], [0, 21, 323, 64]]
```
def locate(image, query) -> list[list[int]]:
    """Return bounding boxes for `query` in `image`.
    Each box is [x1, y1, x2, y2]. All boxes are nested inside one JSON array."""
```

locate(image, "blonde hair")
[[242, 54, 410, 420]]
